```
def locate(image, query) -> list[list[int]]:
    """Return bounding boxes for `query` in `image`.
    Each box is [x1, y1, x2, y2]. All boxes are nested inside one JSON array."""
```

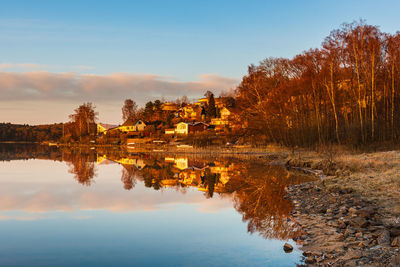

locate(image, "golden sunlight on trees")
[[236, 21, 400, 147], [69, 102, 98, 141]]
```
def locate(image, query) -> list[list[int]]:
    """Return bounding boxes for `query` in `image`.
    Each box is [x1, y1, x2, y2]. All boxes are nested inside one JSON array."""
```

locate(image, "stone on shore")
[[283, 243, 293, 252], [286, 180, 399, 266]]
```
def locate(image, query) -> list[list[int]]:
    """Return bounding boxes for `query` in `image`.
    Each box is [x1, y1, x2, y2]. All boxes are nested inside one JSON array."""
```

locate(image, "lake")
[[0, 144, 314, 266]]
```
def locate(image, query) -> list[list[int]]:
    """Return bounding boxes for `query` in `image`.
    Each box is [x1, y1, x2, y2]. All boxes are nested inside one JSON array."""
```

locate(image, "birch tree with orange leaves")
[[235, 21, 400, 147]]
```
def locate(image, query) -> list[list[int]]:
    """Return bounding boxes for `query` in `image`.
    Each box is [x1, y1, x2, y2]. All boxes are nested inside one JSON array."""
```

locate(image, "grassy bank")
[[282, 147, 400, 266], [286, 149, 400, 217]]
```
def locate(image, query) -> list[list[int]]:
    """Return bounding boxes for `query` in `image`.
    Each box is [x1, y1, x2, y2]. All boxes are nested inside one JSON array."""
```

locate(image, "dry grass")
[[335, 151, 400, 216], [290, 149, 400, 216]]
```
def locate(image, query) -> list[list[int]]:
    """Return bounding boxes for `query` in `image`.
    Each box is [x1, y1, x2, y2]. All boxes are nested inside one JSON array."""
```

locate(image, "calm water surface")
[[0, 144, 314, 266]]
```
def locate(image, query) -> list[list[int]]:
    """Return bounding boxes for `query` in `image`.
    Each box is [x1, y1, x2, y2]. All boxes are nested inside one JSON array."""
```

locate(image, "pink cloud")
[[0, 71, 238, 102], [0, 71, 238, 124]]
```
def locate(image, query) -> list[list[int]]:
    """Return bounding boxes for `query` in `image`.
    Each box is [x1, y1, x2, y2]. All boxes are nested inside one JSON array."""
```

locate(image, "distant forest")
[[2, 21, 400, 147], [0, 123, 64, 142]]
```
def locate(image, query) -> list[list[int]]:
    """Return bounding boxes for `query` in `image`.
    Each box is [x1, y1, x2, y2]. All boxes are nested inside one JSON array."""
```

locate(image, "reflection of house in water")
[[160, 179, 179, 187], [165, 157, 208, 171], [179, 168, 203, 187], [209, 162, 235, 185], [111, 157, 147, 170], [96, 154, 116, 165], [174, 158, 188, 170], [97, 154, 107, 165], [96, 154, 146, 170], [164, 157, 234, 194], [96, 153, 235, 194]]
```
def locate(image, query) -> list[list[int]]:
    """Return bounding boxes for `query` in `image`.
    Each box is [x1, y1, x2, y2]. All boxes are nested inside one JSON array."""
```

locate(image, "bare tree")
[[122, 99, 138, 121]]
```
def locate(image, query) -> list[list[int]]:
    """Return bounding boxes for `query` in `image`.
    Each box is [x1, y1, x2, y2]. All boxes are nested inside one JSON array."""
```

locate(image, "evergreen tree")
[[207, 93, 217, 118]]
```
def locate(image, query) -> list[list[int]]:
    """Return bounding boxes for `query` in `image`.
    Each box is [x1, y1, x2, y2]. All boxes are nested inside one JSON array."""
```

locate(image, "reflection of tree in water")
[[201, 168, 220, 198], [69, 151, 314, 240], [135, 158, 175, 191], [65, 150, 97, 186], [121, 164, 137, 190], [0, 143, 62, 161], [226, 162, 313, 240]]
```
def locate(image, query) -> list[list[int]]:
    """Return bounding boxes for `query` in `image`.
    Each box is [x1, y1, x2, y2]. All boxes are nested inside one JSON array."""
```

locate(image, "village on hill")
[[95, 93, 244, 147]]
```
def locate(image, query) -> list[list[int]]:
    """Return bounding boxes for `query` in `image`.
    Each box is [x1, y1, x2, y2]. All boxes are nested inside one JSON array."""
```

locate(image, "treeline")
[[236, 21, 400, 147], [0, 123, 64, 142]]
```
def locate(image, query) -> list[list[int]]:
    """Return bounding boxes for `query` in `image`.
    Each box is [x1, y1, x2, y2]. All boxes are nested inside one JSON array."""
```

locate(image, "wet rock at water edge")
[[302, 251, 312, 257], [283, 243, 293, 252], [304, 256, 315, 264]]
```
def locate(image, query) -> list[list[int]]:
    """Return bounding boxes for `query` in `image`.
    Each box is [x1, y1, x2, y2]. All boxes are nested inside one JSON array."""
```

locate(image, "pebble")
[[304, 256, 315, 264]]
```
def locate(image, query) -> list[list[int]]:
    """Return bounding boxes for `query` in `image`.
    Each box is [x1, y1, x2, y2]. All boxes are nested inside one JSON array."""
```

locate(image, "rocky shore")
[[286, 180, 400, 266]]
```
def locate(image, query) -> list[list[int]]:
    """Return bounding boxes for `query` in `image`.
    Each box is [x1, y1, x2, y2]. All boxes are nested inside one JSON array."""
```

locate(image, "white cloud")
[[0, 71, 238, 103]]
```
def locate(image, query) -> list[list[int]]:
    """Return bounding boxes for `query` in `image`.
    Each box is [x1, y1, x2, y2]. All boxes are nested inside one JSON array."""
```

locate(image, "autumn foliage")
[[236, 21, 400, 147]]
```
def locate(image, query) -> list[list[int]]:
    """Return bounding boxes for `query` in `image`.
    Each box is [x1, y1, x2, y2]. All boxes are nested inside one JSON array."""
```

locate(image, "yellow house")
[[165, 128, 175, 135], [134, 120, 146, 132], [220, 107, 231, 120], [114, 119, 147, 133], [175, 122, 189, 135], [210, 118, 229, 126], [116, 118, 136, 132], [97, 123, 118, 134], [179, 105, 201, 120], [161, 103, 179, 111], [195, 97, 230, 108], [197, 98, 208, 106]]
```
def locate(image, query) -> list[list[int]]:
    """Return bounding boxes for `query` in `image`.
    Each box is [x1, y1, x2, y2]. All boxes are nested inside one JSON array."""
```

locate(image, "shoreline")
[[1, 141, 291, 157], [284, 152, 400, 266], [2, 141, 400, 265]]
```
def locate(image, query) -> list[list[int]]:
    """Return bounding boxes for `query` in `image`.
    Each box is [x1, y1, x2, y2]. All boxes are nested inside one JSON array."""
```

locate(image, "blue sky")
[[1, 0, 400, 124]]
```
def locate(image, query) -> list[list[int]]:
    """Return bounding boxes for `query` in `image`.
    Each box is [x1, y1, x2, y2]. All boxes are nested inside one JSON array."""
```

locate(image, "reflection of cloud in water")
[[0, 182, 232, 215], [0, 214, 44, 221], [196, 194, 233, 213], [0, 145, 315, 240], [72, 215, 93, 220]]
